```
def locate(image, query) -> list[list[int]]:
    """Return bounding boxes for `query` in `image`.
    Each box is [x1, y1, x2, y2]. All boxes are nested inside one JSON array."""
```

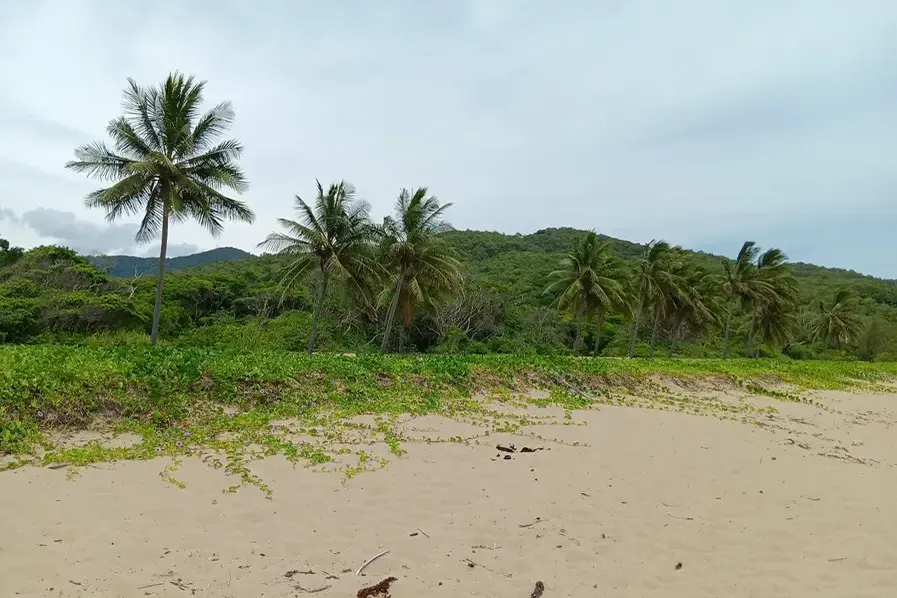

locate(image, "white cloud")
[[0, 0, 895, 274]]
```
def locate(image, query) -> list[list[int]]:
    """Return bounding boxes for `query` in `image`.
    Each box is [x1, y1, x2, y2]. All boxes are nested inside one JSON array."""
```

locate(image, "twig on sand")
[[463, 558, 512, 578], [137, 582, 164, 590], [531, 580, 545, 597], [518, 517, 547, 528], [416, 527, 430, 538], [356, 550, 390, 576], [801, 495, 821, 502], [666, 512, 694, 521], [296, 585, 331, 593]]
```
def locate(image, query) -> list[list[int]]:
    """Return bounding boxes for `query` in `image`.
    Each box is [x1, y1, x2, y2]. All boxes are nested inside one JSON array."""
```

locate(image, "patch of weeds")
[[6, 347, 896, 495]]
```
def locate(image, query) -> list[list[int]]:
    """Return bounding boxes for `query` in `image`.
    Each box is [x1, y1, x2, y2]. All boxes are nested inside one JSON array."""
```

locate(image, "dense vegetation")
[[3, 225, 897, 361], [3, 70, 896, 361]]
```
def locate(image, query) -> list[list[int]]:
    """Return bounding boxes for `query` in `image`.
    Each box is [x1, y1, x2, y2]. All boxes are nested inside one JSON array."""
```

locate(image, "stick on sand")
[[356, 550, 390, 576]]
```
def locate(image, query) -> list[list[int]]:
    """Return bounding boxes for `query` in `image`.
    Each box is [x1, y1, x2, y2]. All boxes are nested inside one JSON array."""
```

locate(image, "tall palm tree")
[[65, 72, 254, 346], [258, 181, 377, 354], [628, 240, 679, 358], [647, 251, 691, 358], [720, 241, 766, 359], [544, 232, 626, 355], [378, 188, 462, 353], [754, 289, 797, 352], [744, 247, 794, 357], [665, 266, 720, 357], [811, 289, 862, 349]]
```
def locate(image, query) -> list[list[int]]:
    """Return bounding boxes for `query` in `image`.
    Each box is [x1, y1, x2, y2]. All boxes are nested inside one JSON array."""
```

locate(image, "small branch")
[[356, 550, 389, 576], [462, 558, 511, 578], [296, 585, 331, 594], [518, 517, 547, 528]]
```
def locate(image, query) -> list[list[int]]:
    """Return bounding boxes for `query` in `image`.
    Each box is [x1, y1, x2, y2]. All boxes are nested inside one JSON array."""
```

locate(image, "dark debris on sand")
[[357, 576, 398, 598]]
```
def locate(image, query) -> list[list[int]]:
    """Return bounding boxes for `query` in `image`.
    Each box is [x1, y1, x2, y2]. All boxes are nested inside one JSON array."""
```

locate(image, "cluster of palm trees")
[[65, 72, 462, 352], [258, 183, 462, 353], [544, 233, 861, 358], [65, 71, 867, 357]]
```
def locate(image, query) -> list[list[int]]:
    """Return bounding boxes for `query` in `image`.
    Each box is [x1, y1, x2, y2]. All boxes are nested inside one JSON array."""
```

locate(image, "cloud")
[[0, 207, 18, 223], [1, 207, 207, 256], [0, 1, 895, 275], [18, 207, 139, 254]]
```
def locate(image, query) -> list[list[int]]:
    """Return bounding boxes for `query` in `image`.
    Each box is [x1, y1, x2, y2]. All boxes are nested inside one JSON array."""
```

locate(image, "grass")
[[3, 345, 896, 493]]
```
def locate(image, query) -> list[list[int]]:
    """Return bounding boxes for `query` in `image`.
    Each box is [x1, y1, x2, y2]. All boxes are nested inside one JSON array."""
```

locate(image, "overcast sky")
[[1, 1, 895, 274]]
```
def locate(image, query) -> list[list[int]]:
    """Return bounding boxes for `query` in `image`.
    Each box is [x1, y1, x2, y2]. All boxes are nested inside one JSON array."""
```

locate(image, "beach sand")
[[2, 386, 896, 597]]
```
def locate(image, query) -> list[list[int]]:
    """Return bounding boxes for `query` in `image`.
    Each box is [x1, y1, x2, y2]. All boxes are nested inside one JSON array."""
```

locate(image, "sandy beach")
[[2, 386, 897, 597]]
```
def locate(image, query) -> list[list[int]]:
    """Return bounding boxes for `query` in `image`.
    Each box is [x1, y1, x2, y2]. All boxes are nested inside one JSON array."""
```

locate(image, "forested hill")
[[90, 247, 253, 278], [441, 228, 897, 308], [3, 227, 897, 359]]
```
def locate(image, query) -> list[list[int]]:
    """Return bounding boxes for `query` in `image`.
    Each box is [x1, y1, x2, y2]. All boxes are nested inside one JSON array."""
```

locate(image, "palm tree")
[[544, 232, 626, 355], [720, 241, 766, 359], [378, 188, 462, 353], [65, 72, 255, 346], [628, 240, 679, 358], [665, 266, 720, 357], [811, 289, 862, 349], [258, 181, 377, 353], [754, 290, 797, 352], [744, 248, 794, 357]]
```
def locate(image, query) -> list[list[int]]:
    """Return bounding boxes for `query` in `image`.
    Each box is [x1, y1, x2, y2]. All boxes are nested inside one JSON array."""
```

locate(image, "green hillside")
[[2, 227, 896, 360], [90, 247, 253, 278]]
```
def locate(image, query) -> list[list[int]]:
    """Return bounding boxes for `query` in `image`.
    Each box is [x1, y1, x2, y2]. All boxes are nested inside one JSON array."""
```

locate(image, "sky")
[[0, 1, 895, 275]]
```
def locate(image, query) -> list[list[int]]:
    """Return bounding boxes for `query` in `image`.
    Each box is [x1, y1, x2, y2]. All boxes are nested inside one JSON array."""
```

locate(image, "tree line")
[[0, 71, 874, 358], [544, 233, 865, 359]]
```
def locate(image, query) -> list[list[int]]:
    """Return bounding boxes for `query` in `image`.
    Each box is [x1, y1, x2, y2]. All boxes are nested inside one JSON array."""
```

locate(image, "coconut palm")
[[665, 266, 720, 357], [544, 232, 627, 355], [754, 291, 797, 352], [811, 289, 862, 349], [65, 72, 255, 346], [378, 188, 462, 353], [720, 241, 767, 359], [646, 251, 691, 358], [258, 181, 378, 354], [744, 247, 794, 357], [628, 240, 679, 358]]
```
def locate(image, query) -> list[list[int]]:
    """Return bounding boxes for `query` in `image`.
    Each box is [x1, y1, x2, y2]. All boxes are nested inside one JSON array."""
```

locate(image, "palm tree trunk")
[[573, 306, 584, 356], [722, 302, 733, 359], [744, 309, 758, 358], [649, 310, 660, 359], [307, 271, 329, 354], [667, 321, 680, 358], [593, 309, 606, 354], [149, 204, 170, 347], [628, 294, 645, 359], [379, 274, 404, 353]]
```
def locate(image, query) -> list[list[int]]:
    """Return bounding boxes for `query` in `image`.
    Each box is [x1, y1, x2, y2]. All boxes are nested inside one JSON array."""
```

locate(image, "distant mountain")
[[91, 247, 254, 278]]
